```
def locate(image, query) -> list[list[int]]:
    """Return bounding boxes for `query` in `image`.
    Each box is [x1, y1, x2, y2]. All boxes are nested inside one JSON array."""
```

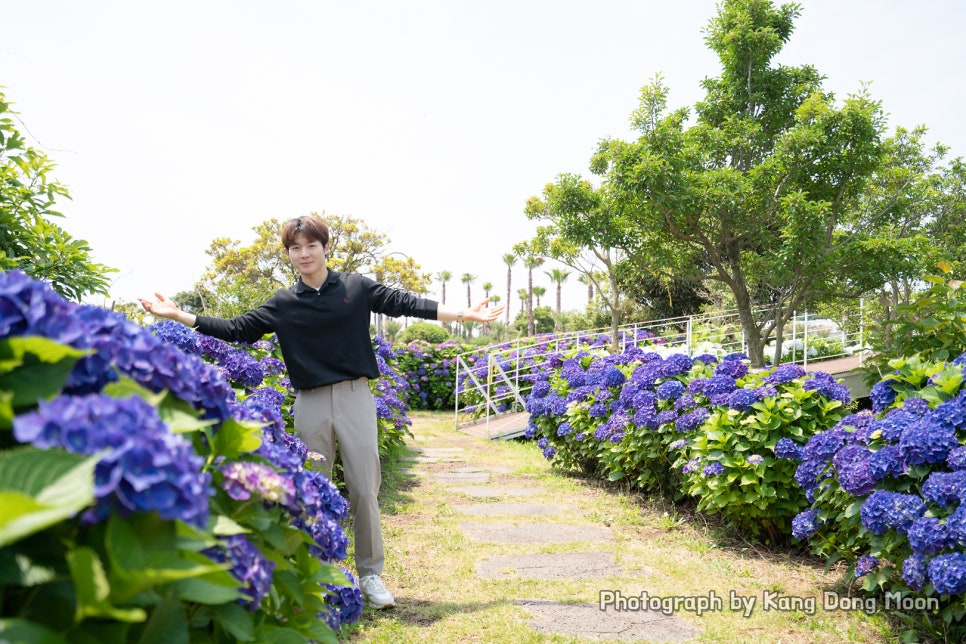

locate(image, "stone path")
[[385, 419, 699, 642], [364, 412, 886, 643]]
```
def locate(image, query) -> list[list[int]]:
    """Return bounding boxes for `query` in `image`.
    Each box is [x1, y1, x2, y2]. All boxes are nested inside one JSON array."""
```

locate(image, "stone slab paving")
[[449, 465, 513, 474], [517, 599, 698, 642], [476, 552, 622, 580], [431, 472, 491, 483], [453, 502, 564, 516], [461, 521, 613, 544], [450, 485, 542, 498], [398, 455, 439, 463]]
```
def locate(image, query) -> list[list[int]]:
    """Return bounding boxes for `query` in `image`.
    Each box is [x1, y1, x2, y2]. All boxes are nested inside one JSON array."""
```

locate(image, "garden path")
[[347, 411, 887, 643]]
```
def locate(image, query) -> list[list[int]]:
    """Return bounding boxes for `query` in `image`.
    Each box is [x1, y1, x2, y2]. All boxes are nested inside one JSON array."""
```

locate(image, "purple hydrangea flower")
[[202, 534, 275, 611], [703, 462, 725, 476], [675, 407, 710, 433], [715, 359, 748, 380], [854, 555, 879, 578], [832, 444, 877, 496], [765, 363, 805, 386], [318, 568, 364, 630], [13, 394, 211, 528], [869, 379, 899, 413]]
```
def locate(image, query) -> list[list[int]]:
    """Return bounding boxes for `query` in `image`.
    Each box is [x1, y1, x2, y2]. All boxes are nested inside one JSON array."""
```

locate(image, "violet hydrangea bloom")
[[902, 554, 929, 591], [854, 555, 879, 578], [220, 461, 296, 508], [907, 517, 950, 555], [832, 444, 877, 496], [202, 534, 276, 611], [13, 393, 212, 528], [318, 568, 365, 630]]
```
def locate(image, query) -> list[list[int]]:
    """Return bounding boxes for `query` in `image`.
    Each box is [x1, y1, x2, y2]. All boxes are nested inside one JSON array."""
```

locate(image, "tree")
[[533, 286, 546, 308], [541, 0, 930, 366], [545, 268, 571, 315], [372, 254, 432, 337], [0, 91, 115, 301], [525, 178, 629, 350], [502, 252, 516, 334], [578, 273, 595, 307], [435, 270, 452, 305], [481, 281, 493, 299], [196, 213, 400, 318], [512, 244, 545, 337], [460, 273, 476, 307]]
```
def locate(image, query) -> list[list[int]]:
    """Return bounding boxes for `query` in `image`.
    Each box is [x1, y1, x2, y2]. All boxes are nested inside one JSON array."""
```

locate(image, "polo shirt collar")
[[294, 269, 340, 294]]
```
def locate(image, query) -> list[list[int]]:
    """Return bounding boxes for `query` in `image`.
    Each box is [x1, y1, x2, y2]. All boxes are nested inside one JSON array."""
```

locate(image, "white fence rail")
[[454, 306, 869, 430]]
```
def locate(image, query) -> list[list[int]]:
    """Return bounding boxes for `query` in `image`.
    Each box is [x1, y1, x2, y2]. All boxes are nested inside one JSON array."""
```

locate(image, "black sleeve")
[[194, 300, 277, 343], [366, 277, 439, 320]]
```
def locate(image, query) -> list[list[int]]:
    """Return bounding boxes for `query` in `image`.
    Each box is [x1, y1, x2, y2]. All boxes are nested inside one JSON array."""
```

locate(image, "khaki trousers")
[[293, 377, 384, 577]]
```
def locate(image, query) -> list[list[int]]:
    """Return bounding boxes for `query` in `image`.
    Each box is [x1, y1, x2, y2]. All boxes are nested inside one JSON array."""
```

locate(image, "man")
[[140, 215, 503, 609]]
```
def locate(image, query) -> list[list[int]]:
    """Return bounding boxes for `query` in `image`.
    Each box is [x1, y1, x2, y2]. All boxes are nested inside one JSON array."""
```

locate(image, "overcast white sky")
[[4, 1, 964, 315]]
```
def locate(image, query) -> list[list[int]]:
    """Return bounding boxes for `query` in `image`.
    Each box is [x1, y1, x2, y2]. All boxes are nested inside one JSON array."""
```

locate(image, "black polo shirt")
[[194, 270, 438, 390]]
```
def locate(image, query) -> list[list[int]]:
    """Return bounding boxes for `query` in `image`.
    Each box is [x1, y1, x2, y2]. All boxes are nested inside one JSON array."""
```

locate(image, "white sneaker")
[[359, 574, 395, 609]]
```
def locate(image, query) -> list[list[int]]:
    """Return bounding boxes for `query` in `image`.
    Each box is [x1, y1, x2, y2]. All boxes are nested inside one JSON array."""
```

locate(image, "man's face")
[[287, 233, 328, 278]]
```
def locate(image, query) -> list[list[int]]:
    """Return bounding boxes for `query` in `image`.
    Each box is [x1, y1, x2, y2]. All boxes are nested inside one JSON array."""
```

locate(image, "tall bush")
[[0, 269, 392, 642]]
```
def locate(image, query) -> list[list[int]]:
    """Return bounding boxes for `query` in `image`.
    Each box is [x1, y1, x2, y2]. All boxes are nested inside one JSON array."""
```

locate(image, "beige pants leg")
[[293, 377, 384, 577]]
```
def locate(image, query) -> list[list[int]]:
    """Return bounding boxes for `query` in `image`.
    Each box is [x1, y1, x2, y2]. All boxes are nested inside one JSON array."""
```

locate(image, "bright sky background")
[[4, 1, 964, 316]]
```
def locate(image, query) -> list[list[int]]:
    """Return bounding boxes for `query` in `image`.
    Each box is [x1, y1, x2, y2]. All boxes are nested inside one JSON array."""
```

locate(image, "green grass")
[[338, 411, 893, 643]]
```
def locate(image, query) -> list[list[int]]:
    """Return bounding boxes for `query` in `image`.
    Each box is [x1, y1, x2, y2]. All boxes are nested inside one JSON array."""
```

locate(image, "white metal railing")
[[454, 306, 870, 429]]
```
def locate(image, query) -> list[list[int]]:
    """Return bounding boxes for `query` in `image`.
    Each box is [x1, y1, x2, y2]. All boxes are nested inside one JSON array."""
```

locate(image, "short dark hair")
[[281, 216, 329, 249]]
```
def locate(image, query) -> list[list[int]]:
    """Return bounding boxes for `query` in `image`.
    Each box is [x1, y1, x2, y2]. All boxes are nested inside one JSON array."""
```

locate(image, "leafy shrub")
[[0, 269, 394, 642], [863, 263, 966, 384], [398, 321, 450, 344], [786, 352, 966, 640], [393, 340, 462, 410], [525, 344, 853, 541]]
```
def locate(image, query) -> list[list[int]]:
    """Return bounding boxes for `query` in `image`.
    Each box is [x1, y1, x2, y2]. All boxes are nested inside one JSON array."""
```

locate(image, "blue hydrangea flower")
[[832, 444, 877, 496], [922, 471, 966, 508], [727, 388, 758, 411], [715, 359, 748, 380], [202, 534, 275, 611], [703, 462, 725, 476], [876, 409, 918, 443], [656, 380, 685, 401], [854, 555, 879, 578], [949, 447, 966, 471], [868, 444, 905, 480], [13, 393, 211, 528], [557, 421, 573, 437], [899, 416, 959, 465], [860, 490, 927, 535], [774, 438, 803, 461], [908, 517, 950, 555], [928, 552, 966, 595], [675, 408, 710, 433], [902, 554, 929, 591], [869, 379, 899, 413], [318, 568, 364, 630], [792, 508, 821, 540], [746, 454, 765, 466], [764, 363, 805, 386]]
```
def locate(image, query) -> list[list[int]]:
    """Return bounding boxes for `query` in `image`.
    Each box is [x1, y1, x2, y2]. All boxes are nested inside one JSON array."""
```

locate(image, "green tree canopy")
[[528, 0, 952, 366], [0, 91, 115, 301]]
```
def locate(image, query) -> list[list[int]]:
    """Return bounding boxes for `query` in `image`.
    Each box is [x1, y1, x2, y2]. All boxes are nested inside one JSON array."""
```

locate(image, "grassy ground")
[[339, 411, 894, 643]]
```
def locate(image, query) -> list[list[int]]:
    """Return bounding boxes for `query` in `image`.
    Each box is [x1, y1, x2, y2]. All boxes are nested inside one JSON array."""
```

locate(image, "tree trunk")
[[527, 268, 535, 336]]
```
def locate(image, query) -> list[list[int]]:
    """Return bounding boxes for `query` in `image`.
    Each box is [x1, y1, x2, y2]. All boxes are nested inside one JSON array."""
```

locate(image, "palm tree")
[[482, 281, 493, 299], [461, 273, 476, 307], [578, 273, 594, 307], [545, 268, 571, 314], [435, 271, 452, 305], [502, 253, 516, 332], [533, 286, 546, 308], [522, 255, 544, 336]]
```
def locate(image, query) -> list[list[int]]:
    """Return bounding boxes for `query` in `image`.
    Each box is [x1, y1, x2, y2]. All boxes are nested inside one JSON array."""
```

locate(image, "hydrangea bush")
[[785, 351, 966, 638], [525, 342, 852, 540], [0, 269, 377, 642]]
